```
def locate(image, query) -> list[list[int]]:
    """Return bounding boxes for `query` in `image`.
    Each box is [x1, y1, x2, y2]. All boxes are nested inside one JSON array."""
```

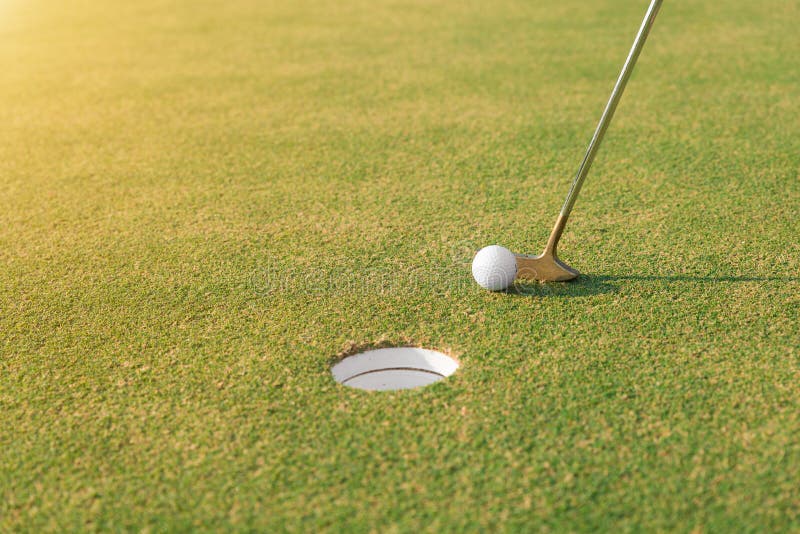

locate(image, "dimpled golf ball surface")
[[471, 245, 518, 291]]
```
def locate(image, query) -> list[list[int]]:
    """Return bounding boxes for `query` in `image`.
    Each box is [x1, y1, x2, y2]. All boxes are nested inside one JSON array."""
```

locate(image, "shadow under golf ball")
[[507, 277, 618, 298]]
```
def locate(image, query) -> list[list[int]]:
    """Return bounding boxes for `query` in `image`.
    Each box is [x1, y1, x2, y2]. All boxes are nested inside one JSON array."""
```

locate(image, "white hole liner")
[[331, 347, 459, 391]]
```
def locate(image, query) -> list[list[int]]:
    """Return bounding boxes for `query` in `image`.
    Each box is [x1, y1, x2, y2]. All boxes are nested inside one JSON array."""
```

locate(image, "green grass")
[[1, 0, 799, 530]]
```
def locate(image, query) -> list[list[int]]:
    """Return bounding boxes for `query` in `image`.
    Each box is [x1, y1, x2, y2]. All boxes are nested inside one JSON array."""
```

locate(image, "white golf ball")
[[471, 245, 518, 291]]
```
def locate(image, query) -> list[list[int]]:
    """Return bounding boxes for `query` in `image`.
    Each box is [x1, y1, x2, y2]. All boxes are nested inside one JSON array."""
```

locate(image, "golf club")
[[515, 0, 664, 282]]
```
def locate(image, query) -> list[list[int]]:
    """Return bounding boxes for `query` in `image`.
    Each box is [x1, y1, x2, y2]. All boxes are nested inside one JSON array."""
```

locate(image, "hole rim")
[[331, 345, 460, 392]]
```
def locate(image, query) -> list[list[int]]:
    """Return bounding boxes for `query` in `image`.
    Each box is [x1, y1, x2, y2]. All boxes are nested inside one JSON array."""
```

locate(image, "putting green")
[[1, 0, 798, 530]]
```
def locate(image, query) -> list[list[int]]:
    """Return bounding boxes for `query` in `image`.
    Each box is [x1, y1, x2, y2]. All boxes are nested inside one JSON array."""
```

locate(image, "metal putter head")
[[516, 252, 579, 282], [514, 213, 580, 282]]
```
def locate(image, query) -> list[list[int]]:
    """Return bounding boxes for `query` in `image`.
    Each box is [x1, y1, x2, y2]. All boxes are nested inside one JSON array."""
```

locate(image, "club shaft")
[[557, 0, 663, 222]]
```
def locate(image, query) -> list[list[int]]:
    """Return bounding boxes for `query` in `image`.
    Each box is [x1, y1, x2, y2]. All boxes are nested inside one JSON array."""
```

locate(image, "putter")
[[515, 0, 664, 282]]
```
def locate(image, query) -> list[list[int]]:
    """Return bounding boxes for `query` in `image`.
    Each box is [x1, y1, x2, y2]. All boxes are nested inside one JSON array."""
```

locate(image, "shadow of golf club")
[[592, 274, 800, 283], [504, 273, 798, 298]]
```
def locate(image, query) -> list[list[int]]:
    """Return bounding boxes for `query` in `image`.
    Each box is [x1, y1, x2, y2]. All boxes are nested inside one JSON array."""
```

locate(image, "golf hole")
[[332, 347, 459, 391]]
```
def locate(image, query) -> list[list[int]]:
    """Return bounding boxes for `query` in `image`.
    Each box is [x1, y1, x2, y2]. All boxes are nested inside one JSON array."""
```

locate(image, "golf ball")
[[471, 245, 517, 291]]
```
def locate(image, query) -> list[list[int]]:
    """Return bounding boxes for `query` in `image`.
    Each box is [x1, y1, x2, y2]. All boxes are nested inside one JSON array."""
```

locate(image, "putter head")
[[515, 251, 579, 282]]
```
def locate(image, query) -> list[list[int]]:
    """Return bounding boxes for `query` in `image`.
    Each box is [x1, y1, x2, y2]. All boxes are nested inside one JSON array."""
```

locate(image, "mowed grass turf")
[[1, 0, 799, 530]]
